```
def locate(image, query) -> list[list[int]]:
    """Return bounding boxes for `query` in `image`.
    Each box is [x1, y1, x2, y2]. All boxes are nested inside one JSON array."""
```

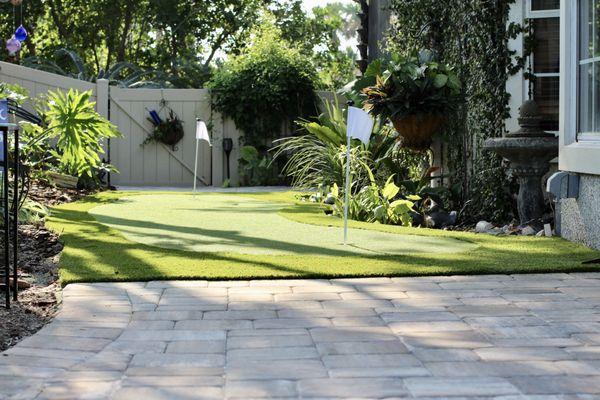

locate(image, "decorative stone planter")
[[484, 100, 558, 226]]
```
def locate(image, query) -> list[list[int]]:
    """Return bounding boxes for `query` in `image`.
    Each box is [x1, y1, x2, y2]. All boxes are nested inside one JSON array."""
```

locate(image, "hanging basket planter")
[[362, 50, 462, 152], [391, 113, 445, 151], [143, 108, 184, 150]]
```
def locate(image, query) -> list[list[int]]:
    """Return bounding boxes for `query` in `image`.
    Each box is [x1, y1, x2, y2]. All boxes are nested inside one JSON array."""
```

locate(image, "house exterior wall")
[[506, 0, 600, 249], [555, 0, 600, 250], [559, 174, 600, 250], [506, 0, 527, 133]]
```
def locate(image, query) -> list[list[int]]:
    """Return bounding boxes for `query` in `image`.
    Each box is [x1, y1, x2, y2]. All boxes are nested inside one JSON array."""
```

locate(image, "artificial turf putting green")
[[47, 190, 600, 284], [89, 194, 476, 256]]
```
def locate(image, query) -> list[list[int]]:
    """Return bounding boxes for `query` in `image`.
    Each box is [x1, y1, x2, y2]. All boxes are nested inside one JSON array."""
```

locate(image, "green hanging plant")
[[143, 108, 184, 149]]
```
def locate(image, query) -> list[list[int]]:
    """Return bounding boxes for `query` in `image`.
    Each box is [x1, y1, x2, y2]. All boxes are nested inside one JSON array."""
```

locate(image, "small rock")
[[536, 230, 545, 237], [475, 221, 494, 233], [521, 226, 536, 236]]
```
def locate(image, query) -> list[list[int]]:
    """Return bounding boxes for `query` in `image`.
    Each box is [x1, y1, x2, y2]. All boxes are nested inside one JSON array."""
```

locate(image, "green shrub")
[[209, 22, 319, 148], [23, 89, 122, 182], [238, 145, 277, 186], [329, 168, 417, 226], [273, 98, 373, 190], [0, 82, 28, 105]]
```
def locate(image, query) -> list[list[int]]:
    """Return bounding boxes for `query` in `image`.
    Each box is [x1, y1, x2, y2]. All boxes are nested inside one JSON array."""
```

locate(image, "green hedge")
[[209, 23, 319, 148]]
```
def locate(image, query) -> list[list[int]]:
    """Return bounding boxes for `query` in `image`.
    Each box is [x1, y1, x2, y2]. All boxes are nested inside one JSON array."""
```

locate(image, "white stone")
[[475, 220, 494, 233]]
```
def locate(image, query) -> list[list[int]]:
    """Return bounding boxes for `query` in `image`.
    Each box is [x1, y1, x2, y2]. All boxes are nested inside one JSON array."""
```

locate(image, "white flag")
[[196, 119, 211, 146], [346, 106, 374, 145]]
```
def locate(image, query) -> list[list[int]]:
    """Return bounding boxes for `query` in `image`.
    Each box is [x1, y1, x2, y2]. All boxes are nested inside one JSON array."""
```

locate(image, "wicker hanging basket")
[[391, 113, 445, 151], [155, 120, 184, 147]]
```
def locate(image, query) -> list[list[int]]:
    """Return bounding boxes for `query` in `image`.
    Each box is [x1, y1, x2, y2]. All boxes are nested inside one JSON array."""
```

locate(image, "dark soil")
[[27, 181, 96, 207], [0, 181, 96, 352]]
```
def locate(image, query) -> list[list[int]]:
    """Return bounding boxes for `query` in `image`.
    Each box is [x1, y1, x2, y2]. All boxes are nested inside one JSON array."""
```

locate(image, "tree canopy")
[[0, 0, 358, 88]]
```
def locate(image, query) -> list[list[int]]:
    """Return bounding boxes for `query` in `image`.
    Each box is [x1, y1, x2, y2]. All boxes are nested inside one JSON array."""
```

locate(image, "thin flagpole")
[[343, 134, 351, 245], [193, 138, 199, 197]]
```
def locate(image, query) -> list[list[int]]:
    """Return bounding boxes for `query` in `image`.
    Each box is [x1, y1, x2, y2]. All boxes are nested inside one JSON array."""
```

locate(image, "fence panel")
[[1, 62, 338, 187], [108, 88, 221, 187], [0, 61, 97, 108]]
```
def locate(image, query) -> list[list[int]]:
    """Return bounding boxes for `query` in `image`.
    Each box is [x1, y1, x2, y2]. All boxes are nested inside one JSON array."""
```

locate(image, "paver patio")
[[3, 273, 600, 399]]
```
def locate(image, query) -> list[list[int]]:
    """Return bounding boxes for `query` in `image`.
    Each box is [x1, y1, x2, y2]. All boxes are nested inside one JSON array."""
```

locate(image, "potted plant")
[[143, 108, 184, 149], [363, 51, 462, 151]]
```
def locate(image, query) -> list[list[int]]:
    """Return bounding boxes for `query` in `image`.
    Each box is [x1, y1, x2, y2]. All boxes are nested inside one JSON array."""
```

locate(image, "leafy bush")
[[273, 99, 374, 190], [0, 82, 28, 105], [209, 22, 319, 147], [23, 89, 121, 181], [239, 145, 277, 186], [363, 51, 462, 121], [329, 168, 417, 226]]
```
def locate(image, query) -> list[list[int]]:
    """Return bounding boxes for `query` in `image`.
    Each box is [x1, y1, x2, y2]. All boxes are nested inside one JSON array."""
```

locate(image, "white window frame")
[[527, 0, 560, 19], [559, 0, 600, 175], [527, 0, 561, 134]]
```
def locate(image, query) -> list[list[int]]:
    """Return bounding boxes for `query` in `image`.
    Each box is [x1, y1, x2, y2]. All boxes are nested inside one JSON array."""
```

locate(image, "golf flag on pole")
[[193, 119, 210, 196], [343, 106, 374, 245], [347, 106, 374, 145], [196, 119, 211, 145]]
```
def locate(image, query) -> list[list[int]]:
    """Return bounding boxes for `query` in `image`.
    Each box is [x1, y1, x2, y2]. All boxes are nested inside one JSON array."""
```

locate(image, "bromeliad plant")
[[363, 51, 462, 150]]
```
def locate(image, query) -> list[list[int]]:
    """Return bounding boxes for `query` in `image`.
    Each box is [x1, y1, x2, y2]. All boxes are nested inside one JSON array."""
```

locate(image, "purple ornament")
[[15, 25, 27, 42], [6, 36, 21, 55]]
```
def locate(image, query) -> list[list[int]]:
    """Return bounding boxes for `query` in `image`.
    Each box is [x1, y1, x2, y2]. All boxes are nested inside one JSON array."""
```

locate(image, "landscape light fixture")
[[0, 99, 20, 309], [222, 138, 233, 181]]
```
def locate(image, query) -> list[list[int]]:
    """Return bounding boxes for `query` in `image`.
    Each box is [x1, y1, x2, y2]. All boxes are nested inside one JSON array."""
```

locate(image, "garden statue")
[[484, 100, 558, 227]]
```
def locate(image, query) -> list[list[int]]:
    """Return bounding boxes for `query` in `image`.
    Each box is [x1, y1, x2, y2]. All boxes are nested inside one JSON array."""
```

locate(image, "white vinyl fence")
[[0, 61, 334, 187]]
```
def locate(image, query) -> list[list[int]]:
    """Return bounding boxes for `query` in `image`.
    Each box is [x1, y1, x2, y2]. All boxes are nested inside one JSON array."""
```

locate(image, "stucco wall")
[[560, 174, 600, 250]]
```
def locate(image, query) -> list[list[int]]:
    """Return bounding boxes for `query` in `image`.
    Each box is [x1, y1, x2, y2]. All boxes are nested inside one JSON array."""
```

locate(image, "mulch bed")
[[0, 182, 97, 352]]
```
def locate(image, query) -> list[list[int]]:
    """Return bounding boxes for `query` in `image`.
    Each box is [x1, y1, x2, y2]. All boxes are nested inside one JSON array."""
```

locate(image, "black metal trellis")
[[0, 98, 20, 309]]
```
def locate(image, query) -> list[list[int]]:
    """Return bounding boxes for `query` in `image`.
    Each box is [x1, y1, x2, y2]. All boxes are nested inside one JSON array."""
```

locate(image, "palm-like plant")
[[272, 98, 373, 190], [23, 89, 122, 178]]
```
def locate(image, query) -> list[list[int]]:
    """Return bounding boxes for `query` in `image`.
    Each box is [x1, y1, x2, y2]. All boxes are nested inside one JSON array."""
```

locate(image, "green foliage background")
[[388, 0, 524, 222], [0, 0, 357, 89], [209, 23, 319, 148]]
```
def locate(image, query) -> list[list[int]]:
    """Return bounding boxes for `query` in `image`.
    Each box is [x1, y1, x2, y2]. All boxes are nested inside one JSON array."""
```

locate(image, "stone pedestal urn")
[[484, 100, 558, 226]]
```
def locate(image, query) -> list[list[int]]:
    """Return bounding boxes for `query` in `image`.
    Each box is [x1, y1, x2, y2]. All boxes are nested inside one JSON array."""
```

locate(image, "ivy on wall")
[[387, 0, 527, 222]]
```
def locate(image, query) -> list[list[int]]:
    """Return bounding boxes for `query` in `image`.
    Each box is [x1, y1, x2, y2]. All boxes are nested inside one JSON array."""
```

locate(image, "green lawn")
[[48, 190, 600, 284]]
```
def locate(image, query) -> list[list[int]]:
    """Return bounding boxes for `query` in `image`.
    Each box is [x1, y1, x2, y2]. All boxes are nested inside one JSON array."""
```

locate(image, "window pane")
[[579, 0, 596, 60], [578, 63, 594, 133], [578, 0, 600, 136], [532, 18, 560, 73], [531, 0, 559, 10], [533, 76, 559, 131]]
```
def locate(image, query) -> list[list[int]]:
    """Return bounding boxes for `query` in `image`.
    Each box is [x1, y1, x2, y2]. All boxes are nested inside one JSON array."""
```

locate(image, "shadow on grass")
[[48, 198, 600, 285]]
